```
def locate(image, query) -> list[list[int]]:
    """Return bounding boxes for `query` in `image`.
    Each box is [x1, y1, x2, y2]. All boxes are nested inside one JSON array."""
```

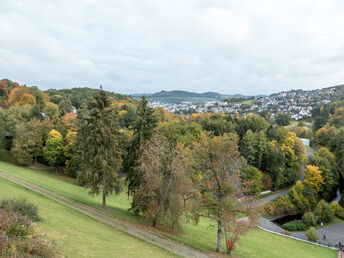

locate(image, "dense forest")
[[0, 79, 343, 253]]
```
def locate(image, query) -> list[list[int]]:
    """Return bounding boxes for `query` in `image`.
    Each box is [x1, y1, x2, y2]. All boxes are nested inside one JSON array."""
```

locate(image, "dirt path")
[[0, 171, 210, 258]]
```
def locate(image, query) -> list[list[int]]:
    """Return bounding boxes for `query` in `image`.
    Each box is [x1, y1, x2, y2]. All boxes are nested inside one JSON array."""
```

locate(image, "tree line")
[[0, 79, 316, 254]]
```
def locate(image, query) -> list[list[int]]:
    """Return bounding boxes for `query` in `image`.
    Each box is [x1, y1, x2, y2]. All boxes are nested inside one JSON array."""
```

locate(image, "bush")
[[330, 201, 344, 218], [0, 211, 56, 257], [282, 220, 308, 231], [314, 200, 334, 223], [0, 211, 33, 239], [336, 208, 344, 219], [0, 197, 40, 221], [305, 227, 318, 242], [302, 212, 316, 227]]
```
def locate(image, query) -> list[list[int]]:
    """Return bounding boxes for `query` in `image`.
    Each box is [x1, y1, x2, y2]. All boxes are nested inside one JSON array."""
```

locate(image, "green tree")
[[330, 128, 344, 176], [11, 123, 35, 166], [241, 161, 263, 195], [316, 127, 336, 147], [254, 131, 268, 169], [194, 134, 254, 253], [0, 104, 32, 136], [313, 116, 328, 131], [309, 148, 339, 200], [235, 114, 269, 138], [302, 212, 316, 227], [58, 99, 73, 117], [240, 130, 267, 169], [27, 119, 45, 165], [314, 200, 334, 223], [76, 91, 122, 208], [64, 131, 77, 177], [264, 140, 286, 186], [43, 102, 59, 124], [200, 115, 234, 136], [43, 129, 65, 172], [159, 120, 202, 147], [275, 113, 291, 126], [123, 96, 157, 203], [240, 130, 256, 165], [305, 227, 318, 242]]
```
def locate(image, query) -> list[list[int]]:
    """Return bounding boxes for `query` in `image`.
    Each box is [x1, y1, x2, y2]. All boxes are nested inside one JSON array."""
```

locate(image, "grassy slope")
[[284, 121, 313, 131], [0, 177, 175, 258], [0, 159, 336, 258]]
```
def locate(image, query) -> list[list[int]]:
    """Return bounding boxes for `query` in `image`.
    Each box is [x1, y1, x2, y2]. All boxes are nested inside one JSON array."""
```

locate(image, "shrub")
[[0, 197, 40, 221], [0, 211, 33, 239], [0, 211, 56, 257], [282, 220, 308, 231], [305, 227, 318, 242], [302, 212, 316, 227], [336, 208, 344, 219], [330, 201, 344, 218], [314, 200, 334, 223]]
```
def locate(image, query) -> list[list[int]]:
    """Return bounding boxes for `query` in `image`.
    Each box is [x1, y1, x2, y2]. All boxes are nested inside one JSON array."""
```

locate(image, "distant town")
[[148, 86, 343, 120]]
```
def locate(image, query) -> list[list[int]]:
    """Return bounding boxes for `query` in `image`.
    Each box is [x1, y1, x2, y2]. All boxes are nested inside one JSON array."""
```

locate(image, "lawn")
[[0, 177, 176, 258], [0, 156, 337, 257]]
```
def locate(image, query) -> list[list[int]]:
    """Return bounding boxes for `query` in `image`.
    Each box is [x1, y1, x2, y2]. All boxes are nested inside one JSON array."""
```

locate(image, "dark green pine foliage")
[[123, 96, 157, 210], [76, 90, 122, 208]]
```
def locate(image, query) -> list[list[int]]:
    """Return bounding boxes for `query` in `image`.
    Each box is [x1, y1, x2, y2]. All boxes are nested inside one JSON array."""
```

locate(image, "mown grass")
[[0, 177, 176, 258], [0, 156, 337, 257]]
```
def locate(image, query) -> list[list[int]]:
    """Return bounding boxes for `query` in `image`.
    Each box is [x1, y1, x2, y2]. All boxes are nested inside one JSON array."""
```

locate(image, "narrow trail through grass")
[[0, 171, 209, 258], [0, 177, 177, 258], [0, 157, 337, 258]]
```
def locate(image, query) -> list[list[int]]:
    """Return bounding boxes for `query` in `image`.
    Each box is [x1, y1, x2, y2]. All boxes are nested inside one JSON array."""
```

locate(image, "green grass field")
[[0, 177, 175, 258], [0, 154, 337, 257], [284, 121, 313, 131]]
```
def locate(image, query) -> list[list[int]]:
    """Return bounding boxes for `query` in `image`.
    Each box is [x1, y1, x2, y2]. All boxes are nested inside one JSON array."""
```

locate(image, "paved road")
[[257, 188, 290, 207], [0, 171, 210, 258], [292, 223, 344, 248], [258, 217, 284, 234]]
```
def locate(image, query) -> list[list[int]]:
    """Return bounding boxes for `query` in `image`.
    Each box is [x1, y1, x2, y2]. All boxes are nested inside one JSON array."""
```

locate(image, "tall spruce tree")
[[123, 96, 157, 210], [76, 90, 122, 208]]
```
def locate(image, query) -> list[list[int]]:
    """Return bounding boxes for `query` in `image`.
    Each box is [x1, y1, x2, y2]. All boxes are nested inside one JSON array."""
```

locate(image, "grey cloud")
[[0, 0, 344, 95]]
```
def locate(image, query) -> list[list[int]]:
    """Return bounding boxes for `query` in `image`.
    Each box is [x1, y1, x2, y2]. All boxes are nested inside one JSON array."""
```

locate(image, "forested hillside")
[[0, 78, 343, 255]]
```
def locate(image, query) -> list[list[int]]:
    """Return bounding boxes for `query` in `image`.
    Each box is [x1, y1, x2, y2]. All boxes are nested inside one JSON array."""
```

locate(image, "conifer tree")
[[76, 90, 122, 208], [123, 96, 157, 208]]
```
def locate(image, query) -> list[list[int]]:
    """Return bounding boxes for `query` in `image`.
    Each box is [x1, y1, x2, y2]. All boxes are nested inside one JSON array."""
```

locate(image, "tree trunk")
[[216, 221, 222, 253], [152, 217, 157, 227], [35, 155, 37, 166], [102, 191, 106, 209], [55, 167, 57, 174]]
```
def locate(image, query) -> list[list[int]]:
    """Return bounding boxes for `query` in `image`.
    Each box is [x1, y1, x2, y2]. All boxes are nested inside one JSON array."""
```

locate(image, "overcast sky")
[[1, 0, 344, 95]]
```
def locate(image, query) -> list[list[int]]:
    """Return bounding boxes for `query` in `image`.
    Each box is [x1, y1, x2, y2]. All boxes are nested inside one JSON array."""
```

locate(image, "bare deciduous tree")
[[133, 134, 194, 229]]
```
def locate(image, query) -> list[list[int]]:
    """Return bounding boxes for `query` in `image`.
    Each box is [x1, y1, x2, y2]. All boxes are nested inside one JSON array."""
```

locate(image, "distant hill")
[[132, 90, 252, 104]]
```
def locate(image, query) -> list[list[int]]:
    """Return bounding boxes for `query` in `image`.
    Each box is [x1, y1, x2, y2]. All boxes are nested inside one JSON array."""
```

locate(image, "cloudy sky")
[[1, 0, 344, 95]]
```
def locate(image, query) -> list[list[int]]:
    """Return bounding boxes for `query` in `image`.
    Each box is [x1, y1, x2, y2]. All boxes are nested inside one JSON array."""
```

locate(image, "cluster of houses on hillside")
[[149, 87, 340, 120]]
